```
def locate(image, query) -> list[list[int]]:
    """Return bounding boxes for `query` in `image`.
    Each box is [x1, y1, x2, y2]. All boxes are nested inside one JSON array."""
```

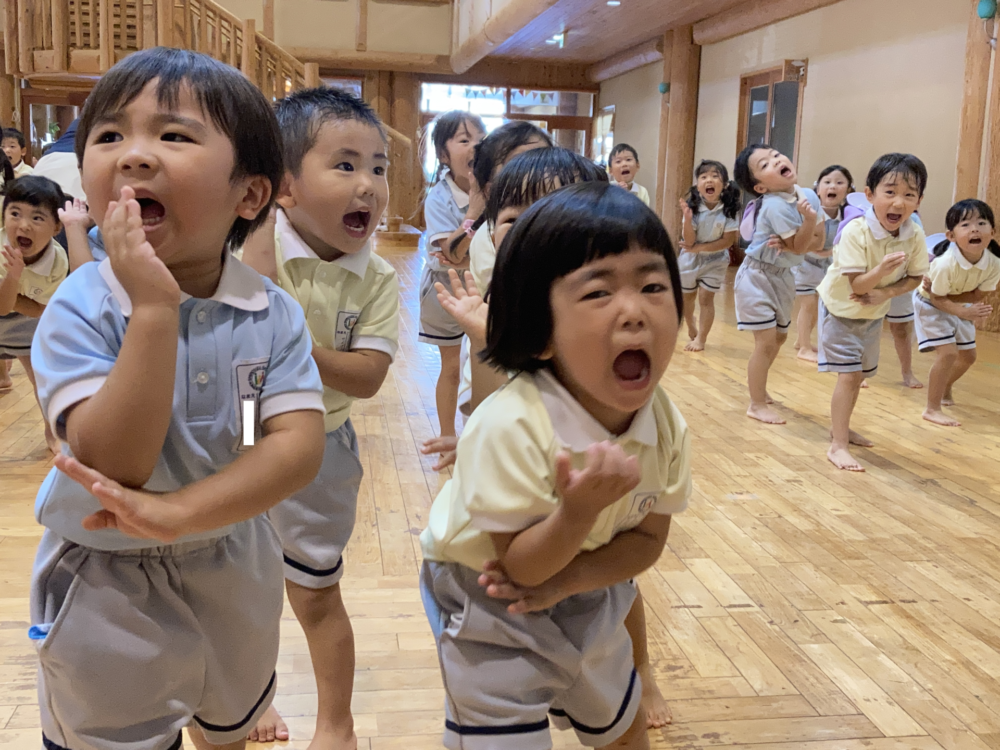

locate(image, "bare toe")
[[828, 446, 865, 472], [747, 405, 786, 425], [922, 409, 960, 427]]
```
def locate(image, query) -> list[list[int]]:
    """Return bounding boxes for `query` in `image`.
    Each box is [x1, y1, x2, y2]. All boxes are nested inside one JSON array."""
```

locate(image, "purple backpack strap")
[[833, 205, 865, 246], [739, 200, 757, 242]]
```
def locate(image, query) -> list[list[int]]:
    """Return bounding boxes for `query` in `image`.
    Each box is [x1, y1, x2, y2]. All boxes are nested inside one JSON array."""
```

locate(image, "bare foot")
[[638, 662, 672, 728], [0, 373, 11, 390], [796, 348, 818, 363], [248, 705, 289, 743], [923, 409, 960, 427], [860, 379, 869, 389], [830, 429, 874, 447], [684, 338, 705, 352], [308, 727, 359, 750], [765, 392, 776, 404], [687, 323, 698, 341], [942, 390, 955, 406], [828, 445, 865, 472], [747, 404, 786, 425], [902, 374, 924, 389]]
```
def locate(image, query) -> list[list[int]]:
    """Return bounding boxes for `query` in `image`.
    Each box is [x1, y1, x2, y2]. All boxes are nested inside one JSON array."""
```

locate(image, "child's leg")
[[0, 358, 12, 389], [747, 328, 784, 424], [889, 321, 922, 388], [682, 290, 698, 341], [435, 344, 462, 438], [924, 344, 959, 426], [945, 349, 977, 402], [17, 355, 58, 453], [828, 371, 866, 471], [625, 589, 671, 728], [795, 295, 819, 362], [685, 288, 716, 352], [596, 710, 650, 750], [190, 728, 246, 750]]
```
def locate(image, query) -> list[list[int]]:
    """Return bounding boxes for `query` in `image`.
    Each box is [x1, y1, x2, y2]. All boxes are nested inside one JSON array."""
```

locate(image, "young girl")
[[916, 199, 1000, 426], [793, 165, 853, 362], [733, 145, 824, 424], [0, 176, 71, 453], [419, 111, 487, 448], [420, 181, 690, 750], [677, 160, 741, 351]]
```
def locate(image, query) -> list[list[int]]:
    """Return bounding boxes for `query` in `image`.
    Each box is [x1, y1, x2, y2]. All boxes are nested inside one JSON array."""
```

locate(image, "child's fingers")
[[81, 509, 119, 532], [554, 450, 574, 494]]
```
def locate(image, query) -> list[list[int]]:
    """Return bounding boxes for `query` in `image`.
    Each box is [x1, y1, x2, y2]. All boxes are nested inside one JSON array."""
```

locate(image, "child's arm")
[[489, 443, 641, 588], [847, 251, 908, 296], [311, 348, 391, 399], [678, 201, 696, 249], [944, 289, 986, 304], [14, 295, 45, 317], [928, 293, 993, 321], [240, 208, 279, 283], [781, 199, 823, 255], [849, 273, 920, 308], [688, 231, 737, 255], [55, 408, 325, 541], [59, 199, 96, 272], [0, 245, 24, 315], [442, 178, 486, 264]]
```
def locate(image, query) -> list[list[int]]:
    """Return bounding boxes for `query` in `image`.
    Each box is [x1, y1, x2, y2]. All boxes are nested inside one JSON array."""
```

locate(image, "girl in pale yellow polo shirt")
[[420, 182, 691, 750]]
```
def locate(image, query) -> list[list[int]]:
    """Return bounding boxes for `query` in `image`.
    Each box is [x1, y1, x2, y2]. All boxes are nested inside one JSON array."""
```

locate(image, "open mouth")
[[613, 349, 651, 390], [827, 192, 839, 200], [137, 197, 166, 227], [15, 236, 32, 250], [780, 166, 793, 178], [343, 210, 372, 239], [886, 213, 902, 224], [704, 186, 717, 196], [969, 237, 983, 245]]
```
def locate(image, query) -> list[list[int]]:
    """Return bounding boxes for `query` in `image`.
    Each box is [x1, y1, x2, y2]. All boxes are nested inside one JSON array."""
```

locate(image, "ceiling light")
[[545, 32, 565, 48], [607, 1, 621, 5]]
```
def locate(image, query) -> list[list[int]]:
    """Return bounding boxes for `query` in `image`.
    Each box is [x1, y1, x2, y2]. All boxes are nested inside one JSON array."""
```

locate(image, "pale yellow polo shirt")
[[274, 210, 399, 432], [421, 369, 692, 571], [468, 223, 497, 297], [818, 208, 929, 320], [918, 242, 1000, 300], [13, 161, 33, 179], [0, 234, 68, 304], [630, 181, 650, 207]]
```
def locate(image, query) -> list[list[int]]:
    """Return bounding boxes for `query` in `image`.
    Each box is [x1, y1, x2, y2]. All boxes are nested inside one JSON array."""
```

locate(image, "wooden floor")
[[3, 244, 1000, 750]]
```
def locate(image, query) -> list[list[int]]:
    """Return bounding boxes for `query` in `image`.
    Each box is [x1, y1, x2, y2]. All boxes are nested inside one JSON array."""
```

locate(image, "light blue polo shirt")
[[30, 254, 325, 551], [745, 187, 821, 268], [88, 225, 106, 262], [693, 202, 739, 262], [422, 173, 468, 271]]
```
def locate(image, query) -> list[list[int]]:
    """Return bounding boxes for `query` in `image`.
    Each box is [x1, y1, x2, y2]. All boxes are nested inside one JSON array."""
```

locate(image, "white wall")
[[695, 0, 968, 232], [599, 61, 662, 199]]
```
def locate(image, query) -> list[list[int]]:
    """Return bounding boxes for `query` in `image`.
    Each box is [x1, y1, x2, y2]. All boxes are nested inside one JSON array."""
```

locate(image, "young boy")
[[817, 153, 929, 472], [241, 87, 399, 750], [28, 48, 327, 750], [3, 128, 34, 177], [609, 143, 650, 206]]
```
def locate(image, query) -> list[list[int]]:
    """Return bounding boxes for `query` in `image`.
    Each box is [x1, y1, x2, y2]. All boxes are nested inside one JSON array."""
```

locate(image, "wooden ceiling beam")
[[693, 0, 845, 46], [451, 0, 563, 74], [587, 37, 663, 83], [288, 48, 453, 74]]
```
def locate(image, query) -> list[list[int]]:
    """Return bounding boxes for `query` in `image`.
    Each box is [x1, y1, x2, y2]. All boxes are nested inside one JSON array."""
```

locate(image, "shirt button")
[[196, 310, 207, 323], [312, 310, 321, 317], [196, 371, 210, 385]]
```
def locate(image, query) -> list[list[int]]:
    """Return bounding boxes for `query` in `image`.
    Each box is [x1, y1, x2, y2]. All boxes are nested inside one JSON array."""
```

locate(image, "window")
[[737, 60, 807, 164], [592, 106, 615, 167], [323, 77, 363, 99]]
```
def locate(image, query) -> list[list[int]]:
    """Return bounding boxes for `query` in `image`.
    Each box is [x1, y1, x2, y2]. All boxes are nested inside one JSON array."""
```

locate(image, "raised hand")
[[678, 199, 694, 222], [555, 442, 641, 521], [434, 269, 487, 342], [797, 197, 817, 224], [467, 176, 486, 220], [58, 198, 91, 230], [876, 251, 907, 277], [1, 244, 24, 278]]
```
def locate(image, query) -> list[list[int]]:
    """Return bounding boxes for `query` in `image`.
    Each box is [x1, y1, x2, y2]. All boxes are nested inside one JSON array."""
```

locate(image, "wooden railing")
[[3, 0, 319, 96]]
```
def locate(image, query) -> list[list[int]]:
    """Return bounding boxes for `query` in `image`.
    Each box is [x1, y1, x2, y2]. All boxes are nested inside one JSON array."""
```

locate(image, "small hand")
[[435, 269, 487, 342], [964, 302, 993, 323], [55, 454, 187, 542], [1, 244, 24, 277], [921, 276, 932, 293], [767, 234, 789, 252], [797, 197, 817, 223], [850, 288, 890, 307], [876, 251, 907, 277], [617, 181, 630, 190], [431, 250, 470, 270], [421, 435, 457, 472], [678, 200, 694, 222], [478, 559, 568, 614], [58, 198, 92, 230], [555, 442, 641, 520]]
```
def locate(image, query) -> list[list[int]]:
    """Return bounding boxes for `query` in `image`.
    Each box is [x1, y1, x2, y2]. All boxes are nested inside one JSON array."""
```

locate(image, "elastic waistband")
[[743, 256, 791, 273]]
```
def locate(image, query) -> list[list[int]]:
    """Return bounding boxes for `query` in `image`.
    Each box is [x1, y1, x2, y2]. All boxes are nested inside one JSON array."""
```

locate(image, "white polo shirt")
[[423, 172, 469, 271]]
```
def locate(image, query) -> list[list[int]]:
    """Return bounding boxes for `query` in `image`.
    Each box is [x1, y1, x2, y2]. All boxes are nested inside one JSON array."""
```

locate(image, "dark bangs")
[[484, 181, 682, 373], [485, 147, 608, 225], [75, 47, 282, 249], [946, 199, 995, 231]]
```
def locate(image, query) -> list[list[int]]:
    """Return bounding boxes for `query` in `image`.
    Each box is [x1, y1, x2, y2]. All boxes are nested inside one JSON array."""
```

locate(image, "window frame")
[[736, 60, 807, 166]]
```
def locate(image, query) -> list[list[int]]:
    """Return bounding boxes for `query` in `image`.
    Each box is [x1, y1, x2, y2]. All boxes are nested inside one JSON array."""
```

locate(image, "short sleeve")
[[724, 215, 740, 234], [980, 260, 1000, 292], [905, 231, 930, 278], [763, 201, 802, 240], [835, 222, 870, 274], [651, 400, 692, 515], [928, 260, 952, 297], [423, 182, 462, 248], [258, 285, 325, 422], [24, 246, 69, 305], [352, 267, 400, 360]]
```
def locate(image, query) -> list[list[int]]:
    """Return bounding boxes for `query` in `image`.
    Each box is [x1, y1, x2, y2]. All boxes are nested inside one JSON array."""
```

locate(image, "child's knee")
[[287, 580, 345, 623], [601, 709, 649, 749], [935, 346, 959, 364], [890, 322, 911, 339], [697, 288, 715, 306], [839, 371, 866, 388], [960, 349, 977, 366]]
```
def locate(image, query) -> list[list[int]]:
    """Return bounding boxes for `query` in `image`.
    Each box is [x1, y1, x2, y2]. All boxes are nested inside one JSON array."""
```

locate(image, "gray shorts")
[[792, 256, 830, 296], [913, 294, 976, 352], [269, 419, 362, 588], [31, 517, 283, 750], [886, 292, 915, 323], [678, 249, 729, 293], [420, 561, 641, 750], [419, 266, 464, 346], [734, 258, 795, 332], [817, 301, 882, 376], [0, 311, 38, 359]]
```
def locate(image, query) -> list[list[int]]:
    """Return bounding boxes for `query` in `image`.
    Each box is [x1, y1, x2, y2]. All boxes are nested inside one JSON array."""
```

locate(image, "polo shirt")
[[423, 172, 469, 271], [744, 187, 820, 268], [918, 242, 1000, 299], [0, 235, 68, 303]]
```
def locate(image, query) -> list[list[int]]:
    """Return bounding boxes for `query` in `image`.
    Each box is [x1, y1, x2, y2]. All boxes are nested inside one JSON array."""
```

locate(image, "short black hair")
[[485, 147, 608, 226], [2, 128, 25, 149], [75, 47, 283, 250], [936, 198, 1000, 259], [429, 110, 486, 182], [609, 143, 639, 162], [734, 144, 770, 194], [866, 153, 928, 197], [484, 181, 682, 373], [816, 164, 854, 191], [3, 175, 67, 221], [472, 121, 553, 190], [275, 86, 386, 178]]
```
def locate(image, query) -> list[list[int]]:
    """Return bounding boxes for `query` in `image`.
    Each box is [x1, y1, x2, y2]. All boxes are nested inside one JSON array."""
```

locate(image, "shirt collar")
[[773, 186, 802, 204], [25, 241, 58, 276], [444, 172, 470, 212], [276, 209, 371, 279], [949, 242, 991, 270], [630, 182, 641, 194], [98, 253, 268, 317], [534, 369, 658, 453], [865, 206, 915, 241]]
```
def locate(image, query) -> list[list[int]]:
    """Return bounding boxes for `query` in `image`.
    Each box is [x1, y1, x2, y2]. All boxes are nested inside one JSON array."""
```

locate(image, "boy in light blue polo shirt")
[[28, 49, 326, 750]]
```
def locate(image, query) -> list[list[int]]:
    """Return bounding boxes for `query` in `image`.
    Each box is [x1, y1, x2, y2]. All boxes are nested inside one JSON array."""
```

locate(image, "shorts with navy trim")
[[886, 292, 915, 324], [792, 256, 830, 296], [914, 293, 977, 353], [678, 249, 729, 293], [420, 561, 641, 750], [419, 266, 465, 346], [816, 300, 882, 376], [734, 257, 795, 332], [30, 517, 283, 750], [269, 419, 362, 588], [0, 311, 38, 359]]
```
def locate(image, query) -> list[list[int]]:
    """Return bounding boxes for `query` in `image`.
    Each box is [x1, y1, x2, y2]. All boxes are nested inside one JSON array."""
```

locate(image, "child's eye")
[[335, 162, 354, 172], [373, 166, 385, 176], [643, 282, 668, 294], [94, 130, 122, 144], [161, 132, 194, 143], [581, 289, 610, 301]]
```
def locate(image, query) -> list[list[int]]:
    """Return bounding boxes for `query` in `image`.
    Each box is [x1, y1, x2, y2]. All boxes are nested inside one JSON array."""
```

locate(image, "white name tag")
[[233, 357, 269, 452], [335, 310, 360, 352]]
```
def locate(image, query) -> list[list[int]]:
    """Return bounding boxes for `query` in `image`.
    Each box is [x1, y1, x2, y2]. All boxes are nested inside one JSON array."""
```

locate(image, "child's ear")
[[753, 183, 768, 195], [945, 229, 955, 243], [235, 175, 273, 222], [864, 186, 875, 203], [274, 173, 294, 211]]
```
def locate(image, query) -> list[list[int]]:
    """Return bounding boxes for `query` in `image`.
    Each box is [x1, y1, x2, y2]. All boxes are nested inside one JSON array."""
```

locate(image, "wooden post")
[[52, 0, 68, 71], [954, 0, 993, 201], [654, 31, 672, 221], [0, 75, 15, 128], [241, 18, 258, 86], [18, 0, 34, 76], [5, 0, 19, 75], [662, 26, 700, 242], [304, 62, 320, 88], [157, 0, 173, 46], [356, 0, 368, 52], [199, 0, 209, 52], [390, 72, 420, 223], [263, 0, 274, 40], [99, 0, 113, 70]]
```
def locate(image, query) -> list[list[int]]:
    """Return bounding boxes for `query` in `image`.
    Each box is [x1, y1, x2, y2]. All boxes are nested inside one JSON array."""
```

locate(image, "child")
[[792, 165, 853, 362], [421, 181, 690, 750], [240, 86, 400, 749], [916, 199, 999, 426], [0, 176, 70, 453], [816, 153, 930, 471], [733, 145, 825, 424], [27, 48, 327, 750], [419, 111, 486, 450], [3, 127, 33, 178], [677, 160, 741, 351], [609, 143, 650, 206], [885, 263, 924, 389]]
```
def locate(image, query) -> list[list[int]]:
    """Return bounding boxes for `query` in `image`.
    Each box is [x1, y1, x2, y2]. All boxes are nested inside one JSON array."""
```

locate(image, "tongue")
[[140, 200, 165, 222], [613, 350, 650, 382], [344, 212, 367, 230], [17, 237, 32, 248]]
